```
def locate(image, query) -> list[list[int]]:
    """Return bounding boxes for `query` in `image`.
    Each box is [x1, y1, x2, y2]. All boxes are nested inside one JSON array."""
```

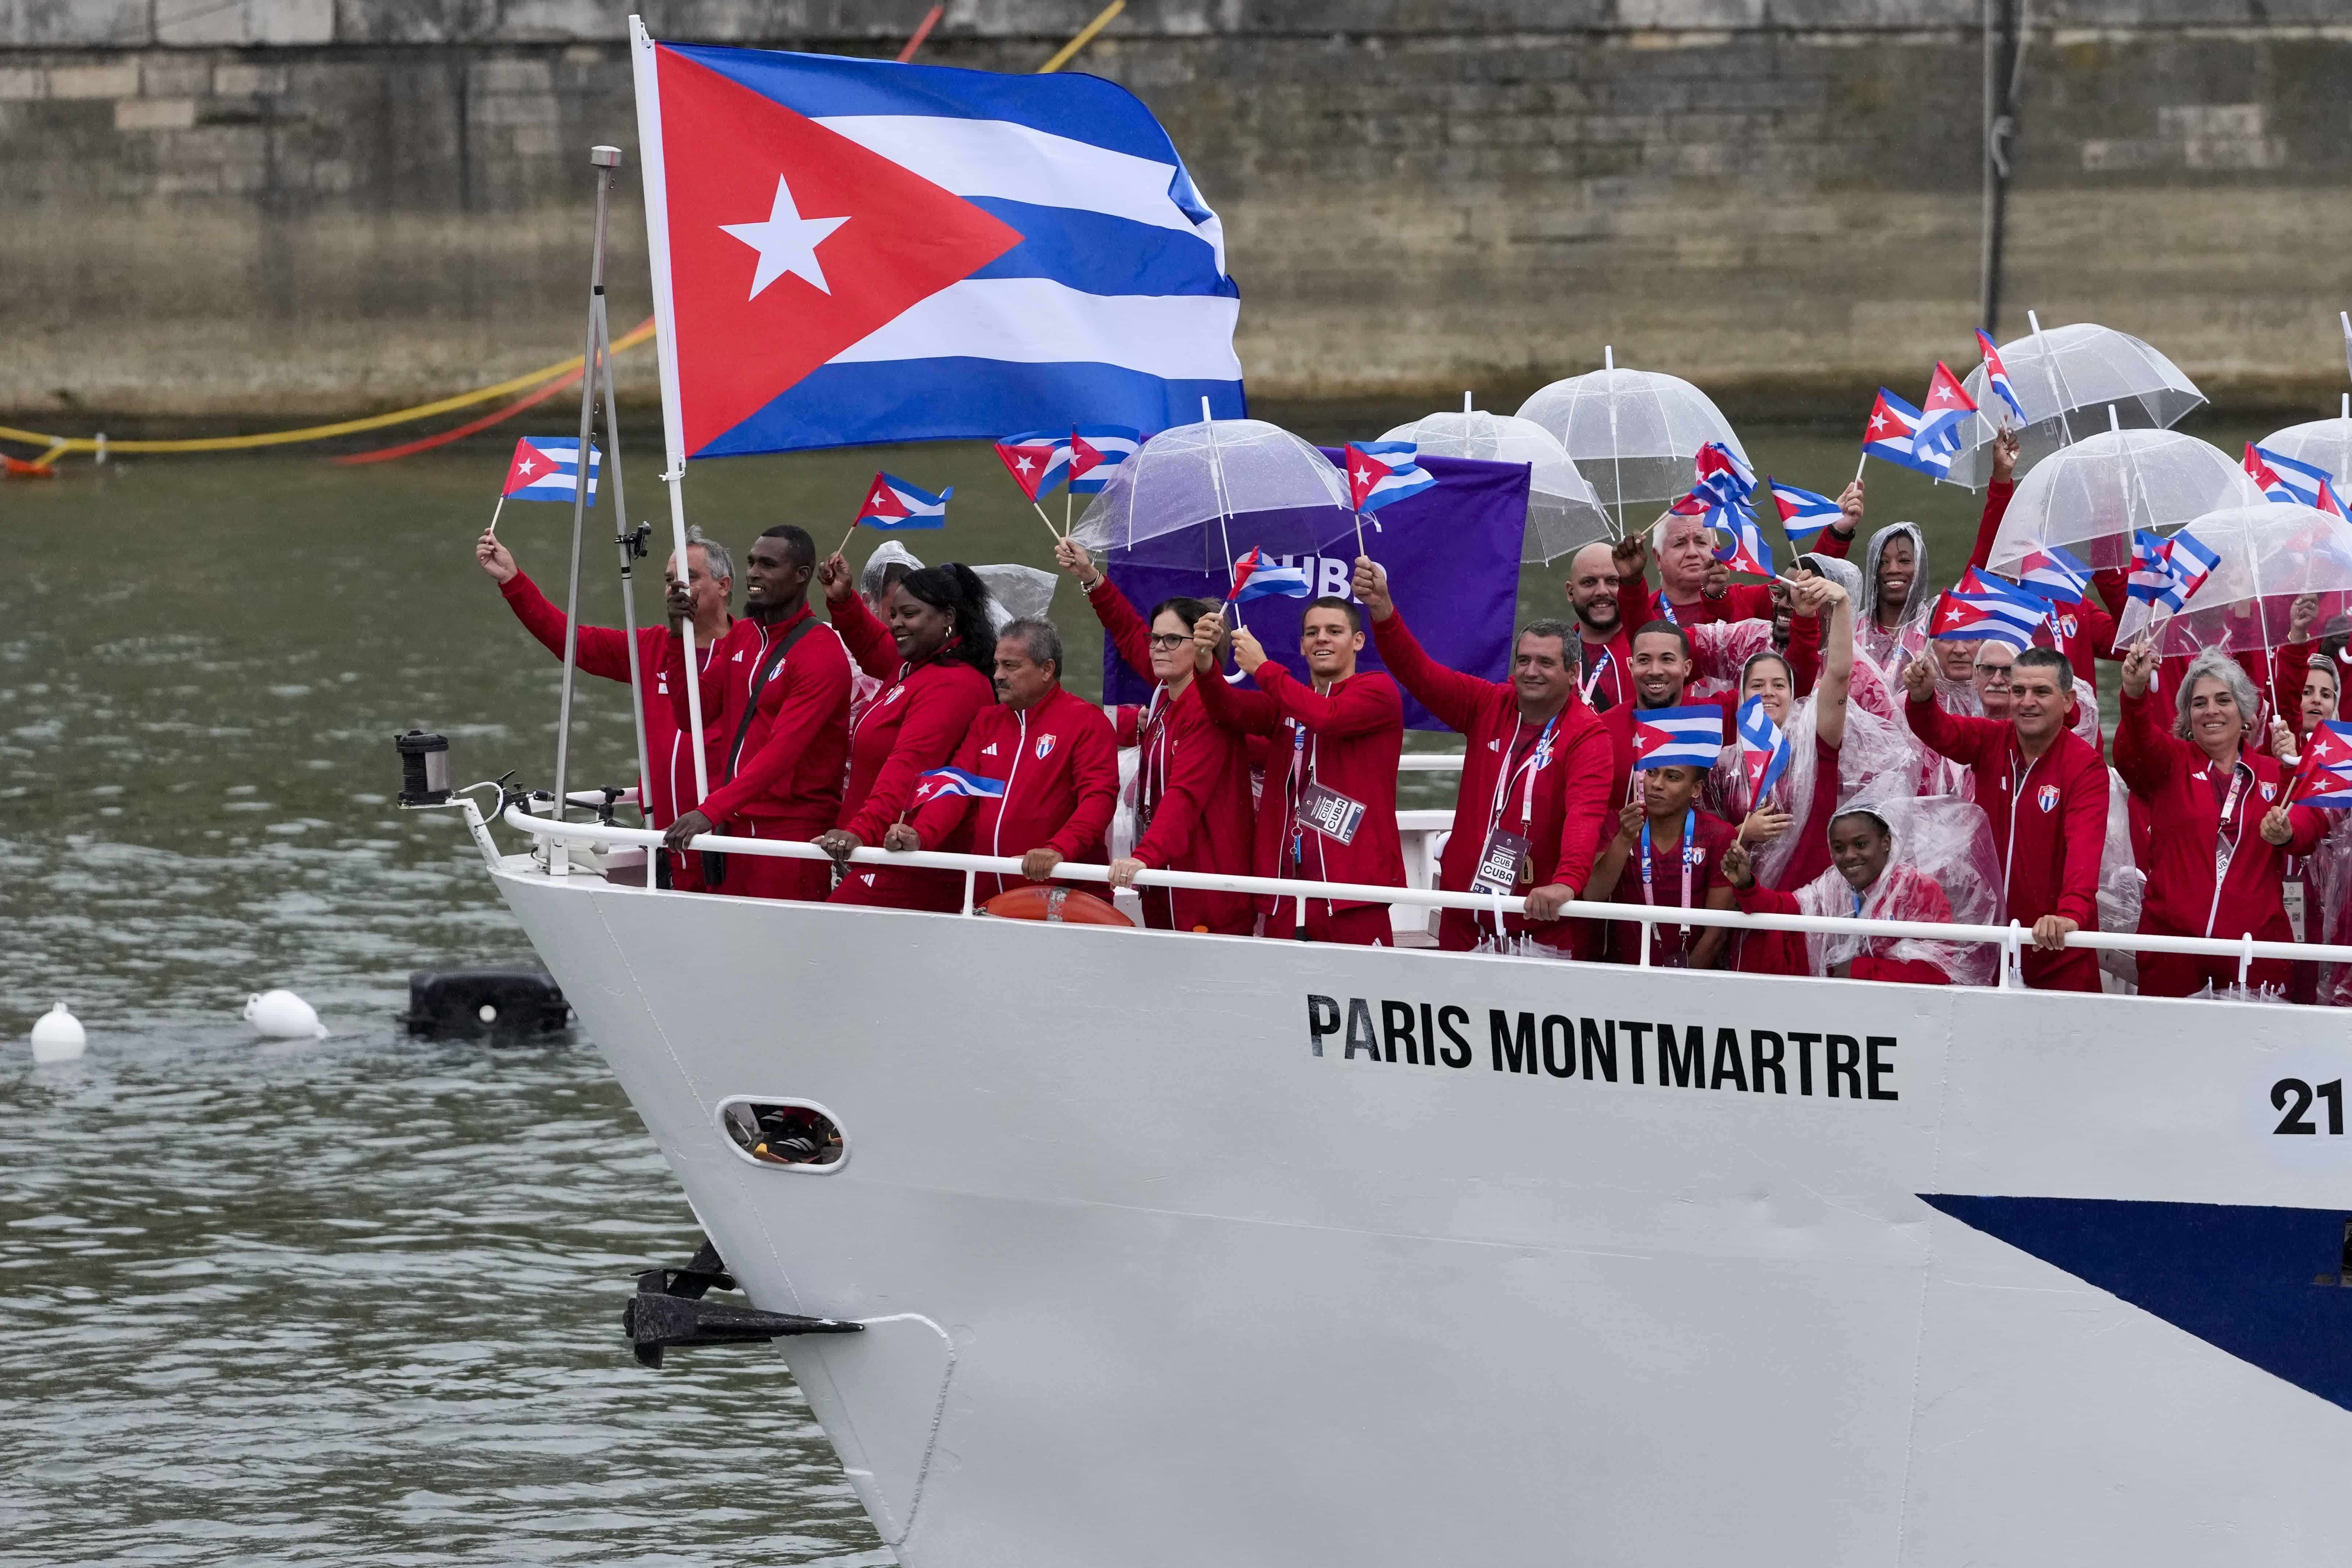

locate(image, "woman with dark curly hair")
[[812, 556, 996, 910]]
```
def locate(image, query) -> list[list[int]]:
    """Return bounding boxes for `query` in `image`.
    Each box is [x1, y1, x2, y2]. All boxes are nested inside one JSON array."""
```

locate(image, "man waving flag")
[[630, 21, 1244, 460]]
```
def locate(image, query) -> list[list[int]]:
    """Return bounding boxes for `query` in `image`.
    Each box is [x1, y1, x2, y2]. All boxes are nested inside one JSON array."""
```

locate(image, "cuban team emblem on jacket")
[[1035, 734, 1057, 760], [2036, 783, 2061, 813], [2260, 782, 2277, 802]]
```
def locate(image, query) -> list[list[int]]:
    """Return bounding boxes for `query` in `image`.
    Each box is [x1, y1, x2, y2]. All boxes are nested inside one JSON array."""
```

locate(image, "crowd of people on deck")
[[474, 427, 2352, 1002]]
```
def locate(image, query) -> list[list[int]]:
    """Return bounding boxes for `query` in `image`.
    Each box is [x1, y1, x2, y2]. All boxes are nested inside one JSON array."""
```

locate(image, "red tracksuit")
[[1085, 578, 1257, 935], [1905, 693, 2108, 991], [1574, 631, 1637, 713], [823, 591, 995, 911], [1965, 480, 2122, 709], [2112, 688, 2322, 997], [1589, 808, 1737, 965], [663, 604, 852, 902], [905, 686, 1120, 904], [500, 572, 731, 884], [1194, 658, 1406, 944], [1372, 609, 1613, 953], [1658, 582, 1776, 627]]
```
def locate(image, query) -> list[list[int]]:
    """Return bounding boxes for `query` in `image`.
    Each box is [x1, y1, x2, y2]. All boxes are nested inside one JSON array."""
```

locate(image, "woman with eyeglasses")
[[1056, 538, 1256, 935]]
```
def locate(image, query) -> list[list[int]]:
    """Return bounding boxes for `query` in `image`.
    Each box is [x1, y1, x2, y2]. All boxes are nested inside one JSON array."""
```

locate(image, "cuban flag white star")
[[722, 173, 851, 300]]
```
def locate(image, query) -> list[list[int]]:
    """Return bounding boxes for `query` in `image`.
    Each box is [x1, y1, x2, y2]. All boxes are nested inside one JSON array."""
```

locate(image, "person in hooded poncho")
[[1705, 570, 1918, 973], [1722, 794, 2002, 985], [1847, 521, 1931, 670]]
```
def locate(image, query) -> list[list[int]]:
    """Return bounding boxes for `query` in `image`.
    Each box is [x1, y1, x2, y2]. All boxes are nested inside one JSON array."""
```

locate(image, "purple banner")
[[1101, 452, 1529, 730]]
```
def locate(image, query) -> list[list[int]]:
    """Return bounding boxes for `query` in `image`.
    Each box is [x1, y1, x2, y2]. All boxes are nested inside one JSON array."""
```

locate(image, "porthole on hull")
[[718, 1098, 847, 1172]]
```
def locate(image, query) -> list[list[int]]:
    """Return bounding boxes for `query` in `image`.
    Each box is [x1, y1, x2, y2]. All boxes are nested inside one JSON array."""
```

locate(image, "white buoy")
[[244, 989, 326, 1039], [30, 1003, 87, 1063]]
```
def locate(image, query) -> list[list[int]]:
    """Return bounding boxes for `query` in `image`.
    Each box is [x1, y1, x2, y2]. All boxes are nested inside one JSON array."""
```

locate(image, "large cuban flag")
[[630, 18, 1245, 461]]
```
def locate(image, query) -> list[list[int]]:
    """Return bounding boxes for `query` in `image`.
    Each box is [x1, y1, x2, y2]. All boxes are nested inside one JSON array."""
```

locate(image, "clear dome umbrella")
[[1380, 406, 1610, 564], [1513, 350, 1746, 534], [2117, 502, 2352, 656], [1985, 425, 2260, 575], [2254, 402, 2352, 485], [1070, 416, 1350, 570], [1947, 315, 2205, 490]]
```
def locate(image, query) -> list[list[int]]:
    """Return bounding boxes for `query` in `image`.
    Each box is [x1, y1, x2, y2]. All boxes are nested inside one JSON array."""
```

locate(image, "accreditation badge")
[[1296, 781, 1367, 847], [1469, 828, 1533, 896]]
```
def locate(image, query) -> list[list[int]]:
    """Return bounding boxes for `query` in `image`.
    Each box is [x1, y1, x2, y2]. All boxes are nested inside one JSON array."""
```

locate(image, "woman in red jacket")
[[1056, 538, 1256, 935], [2114, 641, 2322, 998], [812, 559, 997, 911]]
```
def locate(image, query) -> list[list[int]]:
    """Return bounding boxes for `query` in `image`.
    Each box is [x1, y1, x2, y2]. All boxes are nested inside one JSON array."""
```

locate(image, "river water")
[[0, 409, 2274, 1562]]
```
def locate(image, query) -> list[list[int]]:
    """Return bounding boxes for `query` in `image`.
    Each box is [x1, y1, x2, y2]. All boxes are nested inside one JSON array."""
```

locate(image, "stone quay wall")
[[3, 1, 2349, 425]]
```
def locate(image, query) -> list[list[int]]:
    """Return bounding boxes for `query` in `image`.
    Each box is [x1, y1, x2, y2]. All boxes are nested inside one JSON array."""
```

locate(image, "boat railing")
[[484, 801, 2352, 990]]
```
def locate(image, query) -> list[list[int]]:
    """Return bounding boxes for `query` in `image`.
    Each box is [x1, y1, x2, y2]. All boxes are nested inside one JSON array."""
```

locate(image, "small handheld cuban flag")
[[1736, 696, 1792, 804], [915, 766, 1007, 802], [1632, 705, 1727, 771], [994, 432, 1071, 501], [1930, 572, 2047, 650], [1068, 425, 1143, 494], [502, 437, 600, 502], [1227, 546, 1315, 604], [1712, 498, 1774, 578], [1976, 329, 2027, 426], [2128, 529, 2184, 610], [2247, 443, 2340, 510], [1913, 362, 1980, 466], [856, 472, 952, 532], [2163, 525, 2222, 604], [2015, 543, 2091, 606], [1861, 389, 1949, 479], [2289, 720, 2352, 807], [1671, 443, 1755, 515], [1343, 441, 1439, 513], [1767, 479, 1843, 548]]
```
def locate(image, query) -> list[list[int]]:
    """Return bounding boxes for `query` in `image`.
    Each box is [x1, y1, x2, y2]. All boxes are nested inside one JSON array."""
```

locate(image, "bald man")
[[1562, 537, 1648, 713]]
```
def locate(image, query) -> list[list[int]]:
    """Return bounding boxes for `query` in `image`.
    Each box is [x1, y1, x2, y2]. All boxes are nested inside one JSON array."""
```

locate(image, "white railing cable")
[[498, 805, 2352, 968]]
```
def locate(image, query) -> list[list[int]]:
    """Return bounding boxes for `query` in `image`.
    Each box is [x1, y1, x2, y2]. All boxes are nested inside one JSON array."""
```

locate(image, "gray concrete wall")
[[4, 2, 2349, 425]]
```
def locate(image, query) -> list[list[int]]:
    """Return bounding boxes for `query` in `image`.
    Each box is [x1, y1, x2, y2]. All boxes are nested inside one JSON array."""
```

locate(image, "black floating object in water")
[[401, 967, 569, 1041], [625, 1237, 862, 1368]]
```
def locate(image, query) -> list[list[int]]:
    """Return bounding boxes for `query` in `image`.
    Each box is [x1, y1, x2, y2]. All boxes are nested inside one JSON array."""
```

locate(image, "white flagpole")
[[585, 160, 659, 890], [549, 143, 614, 875], [1201, 394, 1242, 630], [1603, 344, 1626, 540], [486, 494, 506, 540], [632, 15, 708, 808]]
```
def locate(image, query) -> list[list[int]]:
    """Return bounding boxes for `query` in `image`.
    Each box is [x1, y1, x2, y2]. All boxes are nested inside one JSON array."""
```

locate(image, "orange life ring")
[[980, 884, 1135, 926]]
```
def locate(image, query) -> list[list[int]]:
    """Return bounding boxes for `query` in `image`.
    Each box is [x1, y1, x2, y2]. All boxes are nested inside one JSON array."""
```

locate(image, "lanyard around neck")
[[1486, 712, 1559, 841]]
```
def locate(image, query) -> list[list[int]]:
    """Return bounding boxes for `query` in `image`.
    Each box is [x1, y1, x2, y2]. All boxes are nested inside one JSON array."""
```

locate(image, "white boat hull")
[[495, 859, 2352, 1567]]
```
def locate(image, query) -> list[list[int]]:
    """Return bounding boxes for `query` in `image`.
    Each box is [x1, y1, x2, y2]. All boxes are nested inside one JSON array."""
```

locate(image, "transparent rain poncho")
[[1380, 409, 1610, 564], [2096, 764, 2147, 989], [1947, 321, 2207, 490], [1707, 688, 1922, 891], [1787, 793, 2004, 986], [1513, 365, 1747, 522], [1858, 523, 1932, 668], [972, 563, 1058, 633], [861, 540, 925, 599]]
